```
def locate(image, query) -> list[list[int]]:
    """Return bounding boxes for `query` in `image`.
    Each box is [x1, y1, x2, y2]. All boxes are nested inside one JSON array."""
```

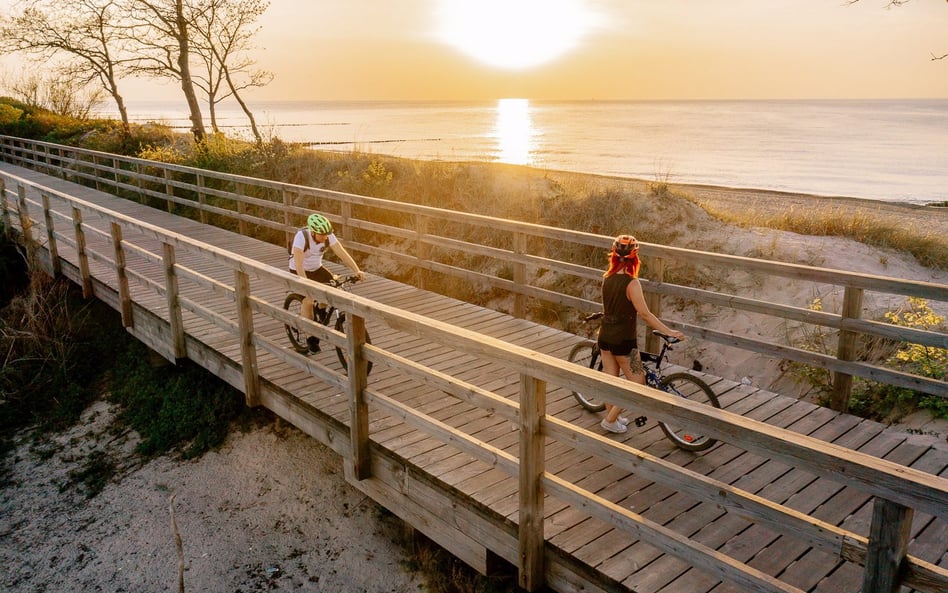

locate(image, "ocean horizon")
[[97, 98, 948, 205]]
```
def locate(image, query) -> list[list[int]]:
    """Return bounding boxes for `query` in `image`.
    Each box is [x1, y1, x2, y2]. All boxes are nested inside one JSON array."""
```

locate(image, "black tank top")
[[599, 273, 638, 346]]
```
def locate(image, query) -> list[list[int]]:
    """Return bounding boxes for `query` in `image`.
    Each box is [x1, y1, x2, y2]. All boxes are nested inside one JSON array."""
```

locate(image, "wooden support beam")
[[234, 270, 260, 407], [0, 178, 9, 230], [831, 286, 864, 411], [16, 184, 35, 265], [347, 313, 371, 480], [197, 174, 208, 224], [862, 498, 913, 593], [645, 256, 665, 354], [518, 374, 546, 592], [110, 222, 133, 327], [162, 242, 187, 360], [72, 207, 92, 298], [236, 181, 247, 235], [513, 231, 527, 319], [163, 169, 174, 213], [41, 192, 60, 277], [415, 214, 430, 290]]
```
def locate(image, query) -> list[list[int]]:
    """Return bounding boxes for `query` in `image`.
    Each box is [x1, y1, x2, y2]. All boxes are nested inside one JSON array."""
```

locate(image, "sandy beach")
[[1, 175, 945, 593]]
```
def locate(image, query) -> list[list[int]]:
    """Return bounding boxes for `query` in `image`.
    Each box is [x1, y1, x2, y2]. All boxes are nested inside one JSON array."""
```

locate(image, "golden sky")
[[3, 0, 948, 101]]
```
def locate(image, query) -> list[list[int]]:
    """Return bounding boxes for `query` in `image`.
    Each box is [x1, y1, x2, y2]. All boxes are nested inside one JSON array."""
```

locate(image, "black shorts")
[[597, 337, 637, 357], [289, 266, 333, 284], [597, 338, 645, 374]]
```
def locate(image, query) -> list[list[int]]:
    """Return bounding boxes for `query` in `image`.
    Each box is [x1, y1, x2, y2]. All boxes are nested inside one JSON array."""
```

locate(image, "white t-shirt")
[[288, 230, 338, 272]]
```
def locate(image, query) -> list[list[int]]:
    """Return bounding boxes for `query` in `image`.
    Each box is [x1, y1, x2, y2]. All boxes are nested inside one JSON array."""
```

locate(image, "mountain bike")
[[283, 274, 373, 375], [567, 312, 720, 451]]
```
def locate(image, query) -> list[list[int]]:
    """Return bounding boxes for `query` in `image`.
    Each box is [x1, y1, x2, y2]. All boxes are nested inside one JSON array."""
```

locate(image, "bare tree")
[[127, 0, 208, 143], [189, 0, 272, 142], [0, 0, 138, 133], [848, 0, 947, 60]]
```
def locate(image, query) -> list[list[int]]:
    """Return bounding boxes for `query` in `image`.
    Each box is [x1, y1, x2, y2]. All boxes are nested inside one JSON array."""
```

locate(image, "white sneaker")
[[600, 418, 628, 434]]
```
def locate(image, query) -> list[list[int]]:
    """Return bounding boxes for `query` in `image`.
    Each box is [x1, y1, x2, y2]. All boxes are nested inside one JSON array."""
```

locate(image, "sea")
[[97, 98, 948, 205]]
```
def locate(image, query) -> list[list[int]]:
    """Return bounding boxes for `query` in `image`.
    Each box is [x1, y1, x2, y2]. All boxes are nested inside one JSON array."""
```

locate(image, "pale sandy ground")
[[1, 184, 945, 593]]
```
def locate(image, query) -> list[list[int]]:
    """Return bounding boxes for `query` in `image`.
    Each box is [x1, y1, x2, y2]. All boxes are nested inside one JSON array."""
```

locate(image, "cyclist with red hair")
[[598, 235, 684, 434]]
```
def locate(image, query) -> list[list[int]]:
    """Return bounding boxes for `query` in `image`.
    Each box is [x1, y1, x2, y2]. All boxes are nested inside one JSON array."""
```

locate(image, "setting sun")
[[435, 0, 599, 70]]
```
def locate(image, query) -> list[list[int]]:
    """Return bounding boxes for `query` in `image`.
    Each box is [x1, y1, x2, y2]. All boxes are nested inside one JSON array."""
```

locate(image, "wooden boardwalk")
[[2, 160, 945, 593]]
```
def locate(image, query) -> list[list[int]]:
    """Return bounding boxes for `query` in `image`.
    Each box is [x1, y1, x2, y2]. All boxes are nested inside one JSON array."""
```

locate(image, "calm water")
[[103, 99, 948, 204]]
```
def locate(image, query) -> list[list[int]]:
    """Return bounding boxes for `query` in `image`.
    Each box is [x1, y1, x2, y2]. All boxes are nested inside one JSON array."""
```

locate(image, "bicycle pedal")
[[634, 416, 647, 427]]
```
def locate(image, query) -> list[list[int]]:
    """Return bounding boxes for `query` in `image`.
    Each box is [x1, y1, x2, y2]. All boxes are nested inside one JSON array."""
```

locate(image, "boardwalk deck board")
[[3, 160, 945, 593]]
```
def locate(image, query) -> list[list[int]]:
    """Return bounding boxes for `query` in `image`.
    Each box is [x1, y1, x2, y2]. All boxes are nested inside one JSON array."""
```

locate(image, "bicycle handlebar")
[[329, 274, 363, 288], [581, 311, 604, 323]]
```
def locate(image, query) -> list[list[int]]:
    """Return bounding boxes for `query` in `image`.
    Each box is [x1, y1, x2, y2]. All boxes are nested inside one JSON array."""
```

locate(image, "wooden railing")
[[2, 135, 945, 412], [2, 161, 946, 593], [1, 136, 946, 411]]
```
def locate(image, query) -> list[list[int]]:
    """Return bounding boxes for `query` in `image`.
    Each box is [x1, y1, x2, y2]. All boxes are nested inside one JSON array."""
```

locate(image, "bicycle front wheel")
[[567, 341, 605, 412], [283, 293, 310, 354], [657, 373, 720, 452], [334, 313, 373, 376]]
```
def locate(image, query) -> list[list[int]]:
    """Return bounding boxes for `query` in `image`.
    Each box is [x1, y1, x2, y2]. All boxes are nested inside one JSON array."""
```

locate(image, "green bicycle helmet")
[[307, 213, 333, 235]]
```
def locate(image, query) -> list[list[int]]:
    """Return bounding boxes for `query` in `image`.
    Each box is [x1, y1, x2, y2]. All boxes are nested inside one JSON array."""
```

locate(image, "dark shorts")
[[289, 266, 333, 284], [598, 338, 645, 374]]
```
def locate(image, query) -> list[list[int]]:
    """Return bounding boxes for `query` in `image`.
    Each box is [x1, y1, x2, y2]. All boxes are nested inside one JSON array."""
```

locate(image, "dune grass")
[[694, 200, 947, 270]]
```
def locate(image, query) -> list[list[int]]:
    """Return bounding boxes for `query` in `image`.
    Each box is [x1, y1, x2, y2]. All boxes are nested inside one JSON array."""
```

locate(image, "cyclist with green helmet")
[[288, 213, 365, 352]]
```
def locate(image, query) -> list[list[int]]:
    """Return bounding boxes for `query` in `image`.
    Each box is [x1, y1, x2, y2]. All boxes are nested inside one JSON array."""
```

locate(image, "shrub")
[[108, 340, 248, 459], [789, 297, 947, 421]]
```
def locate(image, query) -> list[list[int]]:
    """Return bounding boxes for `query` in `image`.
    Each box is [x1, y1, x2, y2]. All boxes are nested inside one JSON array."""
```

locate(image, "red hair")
[[603, 251, 640, 279]]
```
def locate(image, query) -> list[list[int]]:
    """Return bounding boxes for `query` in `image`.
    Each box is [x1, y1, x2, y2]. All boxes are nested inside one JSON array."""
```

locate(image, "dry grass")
[[682, 192, 948, 270]]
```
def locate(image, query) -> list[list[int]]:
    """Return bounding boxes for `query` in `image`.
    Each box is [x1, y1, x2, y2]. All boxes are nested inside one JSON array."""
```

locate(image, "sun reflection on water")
[[495, 98, 534, 166]]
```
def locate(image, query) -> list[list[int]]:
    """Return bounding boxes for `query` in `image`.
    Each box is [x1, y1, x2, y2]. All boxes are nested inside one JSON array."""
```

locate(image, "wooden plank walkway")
[[3, 161, 945, 593]]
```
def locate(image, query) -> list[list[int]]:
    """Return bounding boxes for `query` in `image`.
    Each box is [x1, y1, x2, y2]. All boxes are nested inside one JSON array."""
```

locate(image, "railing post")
[[110, 222, 134, 327], [73, 207, 92, 298], [347, 313, 371, 480], [235, 181, 247, 235], [0, 178, 10, 231], [43, 144, 51, 175], [163, 242, 187, 360], [282, 188, 292, 248], [518, 374, 546, 592], [862, 498, 913, 593], [513, 231, 527, 319], [341, 201, 352, 241], [831, 286, 863, 411], [163, 168, 174, 213], [135, 162, 144, 201], [41, 192, 60, 277], [415, 213, 429, 290], [645, 256, 665, 354], [197, 173, 208, 224], [16, 184, 35, 264], [234, 269, 260, 407], [92, 154, 102, 191]]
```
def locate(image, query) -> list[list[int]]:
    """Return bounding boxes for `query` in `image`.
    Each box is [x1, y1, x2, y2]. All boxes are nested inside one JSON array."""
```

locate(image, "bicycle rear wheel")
[[334, 313, 374, 376], [657, 373, 720, 452], [567, 341, 606, 412], [283, 293, 310, 354]]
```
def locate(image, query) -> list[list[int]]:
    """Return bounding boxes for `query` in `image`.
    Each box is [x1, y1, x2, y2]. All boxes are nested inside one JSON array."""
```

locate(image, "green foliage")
[[108, 341, 247, 459], [0, 103, 24, 126], [849, 298, 948, 421], [790, 297, 948, 422]]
